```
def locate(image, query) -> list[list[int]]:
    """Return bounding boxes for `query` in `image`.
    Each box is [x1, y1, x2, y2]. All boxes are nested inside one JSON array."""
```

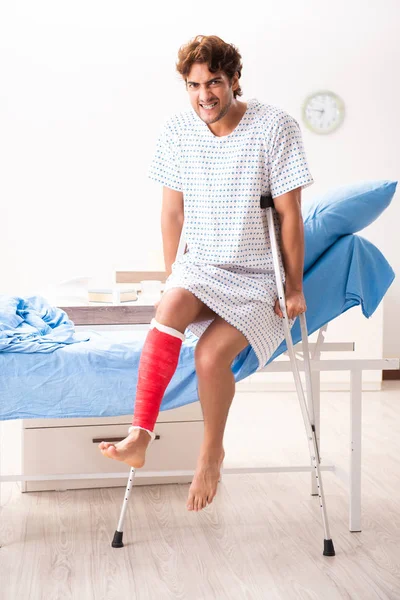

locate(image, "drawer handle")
[[92, 434, 160, 443]]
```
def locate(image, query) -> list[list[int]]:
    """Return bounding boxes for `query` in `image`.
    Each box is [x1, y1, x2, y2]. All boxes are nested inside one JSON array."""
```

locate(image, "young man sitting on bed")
[[99, 35, 312, 512]]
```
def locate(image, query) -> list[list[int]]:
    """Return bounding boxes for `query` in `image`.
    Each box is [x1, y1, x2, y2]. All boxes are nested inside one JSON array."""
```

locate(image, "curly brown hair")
[[176, 35, 243, 98]]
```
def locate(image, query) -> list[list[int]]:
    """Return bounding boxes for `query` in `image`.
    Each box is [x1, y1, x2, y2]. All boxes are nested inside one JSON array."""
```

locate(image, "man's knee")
[[194, 340, 231, 374], [155, 288, 206, 331], [194, 321, 249, 373]]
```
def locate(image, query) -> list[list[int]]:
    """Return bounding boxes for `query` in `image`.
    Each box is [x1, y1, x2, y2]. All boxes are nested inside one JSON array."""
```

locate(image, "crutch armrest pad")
[[260, 194, 274, 209]]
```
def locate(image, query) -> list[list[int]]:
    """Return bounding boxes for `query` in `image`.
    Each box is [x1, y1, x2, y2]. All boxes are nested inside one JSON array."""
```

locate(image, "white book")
[[87, 286, 137, 303]]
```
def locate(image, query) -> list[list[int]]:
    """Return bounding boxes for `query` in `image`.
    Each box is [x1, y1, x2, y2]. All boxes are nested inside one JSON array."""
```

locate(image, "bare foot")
[[187, 448, 225, 512], [98, 428, 152, 468]]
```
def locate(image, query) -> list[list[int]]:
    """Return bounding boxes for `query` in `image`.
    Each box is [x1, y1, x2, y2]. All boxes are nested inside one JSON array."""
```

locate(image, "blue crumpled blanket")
[[0, 295, 89, 353]]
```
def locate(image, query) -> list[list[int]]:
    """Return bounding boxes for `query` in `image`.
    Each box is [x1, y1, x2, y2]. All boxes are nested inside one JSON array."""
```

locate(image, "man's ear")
[[231, 72, 239, 91]]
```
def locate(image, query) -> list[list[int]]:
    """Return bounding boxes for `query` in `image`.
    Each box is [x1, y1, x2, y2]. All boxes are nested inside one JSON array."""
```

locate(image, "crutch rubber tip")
[[112, 530, 124, 548], [323, 539, 335, 556]]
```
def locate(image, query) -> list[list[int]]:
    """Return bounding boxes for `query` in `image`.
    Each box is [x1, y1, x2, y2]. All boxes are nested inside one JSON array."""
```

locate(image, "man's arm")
[[161, 186, 184, 277], [272, 186, 307, 319]]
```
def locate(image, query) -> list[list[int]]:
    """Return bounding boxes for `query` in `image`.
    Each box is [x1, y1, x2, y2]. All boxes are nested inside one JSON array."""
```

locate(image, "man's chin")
[[198, 111, 221, 125]]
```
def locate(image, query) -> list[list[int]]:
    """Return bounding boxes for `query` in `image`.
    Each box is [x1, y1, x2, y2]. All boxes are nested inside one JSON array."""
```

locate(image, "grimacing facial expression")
[[186, 63, 239, 125]]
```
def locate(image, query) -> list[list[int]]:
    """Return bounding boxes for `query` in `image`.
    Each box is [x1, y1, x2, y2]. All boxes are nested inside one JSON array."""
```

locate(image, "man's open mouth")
[[200, 102, 218, 110]]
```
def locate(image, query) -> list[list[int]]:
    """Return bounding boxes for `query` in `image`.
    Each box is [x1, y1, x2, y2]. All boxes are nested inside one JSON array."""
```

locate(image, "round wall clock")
[[302, 91, 345, 134]]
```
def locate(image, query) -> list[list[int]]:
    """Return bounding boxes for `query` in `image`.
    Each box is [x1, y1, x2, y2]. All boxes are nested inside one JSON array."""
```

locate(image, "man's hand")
[[274, 289, 307, 320]]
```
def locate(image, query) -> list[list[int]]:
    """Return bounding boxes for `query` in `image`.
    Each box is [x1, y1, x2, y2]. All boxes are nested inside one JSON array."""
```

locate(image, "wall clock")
[[302, 90, 345, 134]]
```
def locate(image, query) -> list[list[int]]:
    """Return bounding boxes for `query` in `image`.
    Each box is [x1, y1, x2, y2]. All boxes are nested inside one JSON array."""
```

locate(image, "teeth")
[[201, 103, 217, 109]]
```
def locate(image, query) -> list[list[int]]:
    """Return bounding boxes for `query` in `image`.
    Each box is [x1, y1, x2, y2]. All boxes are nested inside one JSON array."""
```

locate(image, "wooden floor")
[[1, 382, 400, 599]]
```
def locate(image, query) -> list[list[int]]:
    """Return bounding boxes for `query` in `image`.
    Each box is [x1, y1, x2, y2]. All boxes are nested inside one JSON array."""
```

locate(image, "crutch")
[[112, 427, 160, 548], [112, 464, 135, 548], [112, 424, 156, 548], [262, 193, 335, 557]]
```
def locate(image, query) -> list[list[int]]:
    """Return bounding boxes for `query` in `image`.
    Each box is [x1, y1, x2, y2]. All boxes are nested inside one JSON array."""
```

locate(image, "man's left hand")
[[274, 290, 307, 320]]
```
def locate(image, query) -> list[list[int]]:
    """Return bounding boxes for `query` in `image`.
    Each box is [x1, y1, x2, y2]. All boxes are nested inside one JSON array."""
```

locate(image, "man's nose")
[[199, 91, 215, 101]]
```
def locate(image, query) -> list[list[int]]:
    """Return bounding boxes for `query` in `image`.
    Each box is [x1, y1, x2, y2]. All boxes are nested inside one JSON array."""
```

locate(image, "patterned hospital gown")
[[148, 98, 314, 371]]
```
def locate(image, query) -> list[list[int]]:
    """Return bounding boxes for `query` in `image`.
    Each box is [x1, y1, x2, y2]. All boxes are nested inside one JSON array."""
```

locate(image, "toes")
[[101, 444, 117, 458], [187, 490, 217, 511], [99, 441, 112, 450]]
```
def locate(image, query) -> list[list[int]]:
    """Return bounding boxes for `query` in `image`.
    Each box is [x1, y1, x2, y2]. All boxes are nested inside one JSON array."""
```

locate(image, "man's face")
[[186, 63, 237, 125]]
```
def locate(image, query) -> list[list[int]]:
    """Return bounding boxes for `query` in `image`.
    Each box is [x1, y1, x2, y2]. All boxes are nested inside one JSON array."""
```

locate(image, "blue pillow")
[[302, 180, 397, 271]]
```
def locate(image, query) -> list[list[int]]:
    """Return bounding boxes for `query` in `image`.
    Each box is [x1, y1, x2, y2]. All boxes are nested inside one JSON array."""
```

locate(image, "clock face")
[[302, 91, 345, 134]]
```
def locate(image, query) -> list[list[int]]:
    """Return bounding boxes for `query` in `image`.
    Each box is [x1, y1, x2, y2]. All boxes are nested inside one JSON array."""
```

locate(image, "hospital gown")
[[148, 98, 314, 371]]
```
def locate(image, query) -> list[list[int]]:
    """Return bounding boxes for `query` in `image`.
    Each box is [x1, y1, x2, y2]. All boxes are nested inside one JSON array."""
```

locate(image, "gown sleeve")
[[148, 120, 183, 192], [268, 113, 314, 199]]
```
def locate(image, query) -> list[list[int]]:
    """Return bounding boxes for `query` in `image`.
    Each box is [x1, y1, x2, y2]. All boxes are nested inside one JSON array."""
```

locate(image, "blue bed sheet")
[[0, 234, 394, 421]]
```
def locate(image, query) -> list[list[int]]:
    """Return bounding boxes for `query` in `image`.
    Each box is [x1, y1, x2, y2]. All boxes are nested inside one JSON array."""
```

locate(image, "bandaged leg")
[[99, 318, 184, 467], [131, 318, 185, 439]]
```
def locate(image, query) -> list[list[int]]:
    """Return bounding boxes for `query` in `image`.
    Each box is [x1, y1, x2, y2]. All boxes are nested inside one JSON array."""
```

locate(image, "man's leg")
[[98, 288, 217, 467], [187, 317, 249, 512]]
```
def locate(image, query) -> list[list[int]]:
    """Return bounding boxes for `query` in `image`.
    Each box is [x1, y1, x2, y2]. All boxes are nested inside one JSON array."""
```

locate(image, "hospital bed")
[[0, 230, 397, 549]]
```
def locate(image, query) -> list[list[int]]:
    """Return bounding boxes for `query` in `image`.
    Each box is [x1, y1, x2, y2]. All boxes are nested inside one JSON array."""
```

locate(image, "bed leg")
[[349, 370, 362, 532], [112, 466, 136, 548]]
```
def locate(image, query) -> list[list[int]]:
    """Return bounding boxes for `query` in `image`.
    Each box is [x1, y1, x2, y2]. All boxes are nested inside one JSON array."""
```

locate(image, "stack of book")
[[87, 286, 137, 303]]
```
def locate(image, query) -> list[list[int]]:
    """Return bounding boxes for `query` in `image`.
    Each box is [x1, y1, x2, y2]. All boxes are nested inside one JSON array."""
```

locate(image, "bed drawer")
[[22, 420, 203, 492]]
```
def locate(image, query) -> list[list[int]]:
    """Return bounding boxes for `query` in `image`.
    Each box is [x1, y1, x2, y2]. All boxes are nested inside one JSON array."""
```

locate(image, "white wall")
[[0, 1, 399, 363]]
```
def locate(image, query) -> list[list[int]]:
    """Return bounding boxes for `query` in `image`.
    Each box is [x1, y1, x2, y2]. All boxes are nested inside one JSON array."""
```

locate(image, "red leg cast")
[[132, 318, 185, 439]]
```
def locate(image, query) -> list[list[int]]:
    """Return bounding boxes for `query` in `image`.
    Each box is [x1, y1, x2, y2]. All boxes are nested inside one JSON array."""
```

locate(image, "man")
[[99, 35, 314, 513]]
